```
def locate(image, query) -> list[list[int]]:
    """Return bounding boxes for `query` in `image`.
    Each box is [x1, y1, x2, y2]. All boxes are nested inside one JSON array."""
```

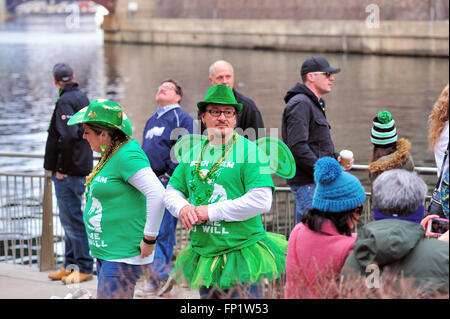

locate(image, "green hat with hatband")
[[197, 84, 243, 112], [67, 99, 132, 137]]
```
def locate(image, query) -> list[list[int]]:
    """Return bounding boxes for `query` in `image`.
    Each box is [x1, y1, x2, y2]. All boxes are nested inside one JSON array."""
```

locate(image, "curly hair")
[[428, 83, 449, 150]]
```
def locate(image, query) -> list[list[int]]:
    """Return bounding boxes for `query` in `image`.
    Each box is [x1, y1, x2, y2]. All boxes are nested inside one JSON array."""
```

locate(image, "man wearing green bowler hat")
[[163, 84, 287, 299]]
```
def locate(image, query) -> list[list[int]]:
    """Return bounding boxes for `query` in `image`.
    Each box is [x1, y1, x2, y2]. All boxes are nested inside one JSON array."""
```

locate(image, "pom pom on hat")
[[377, 110, 392, 124], [312, 157, 366, 213], [370, 110, 397, 147], [314, 156, 342, 185]]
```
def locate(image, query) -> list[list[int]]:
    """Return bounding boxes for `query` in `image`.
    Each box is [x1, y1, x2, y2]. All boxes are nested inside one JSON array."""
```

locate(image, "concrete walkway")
[[0, 263, 199, 299]]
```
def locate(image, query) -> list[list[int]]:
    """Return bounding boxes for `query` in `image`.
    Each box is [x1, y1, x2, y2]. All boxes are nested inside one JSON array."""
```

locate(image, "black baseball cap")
[[53, 63, 74, 82], [300, 56, 340, 75]]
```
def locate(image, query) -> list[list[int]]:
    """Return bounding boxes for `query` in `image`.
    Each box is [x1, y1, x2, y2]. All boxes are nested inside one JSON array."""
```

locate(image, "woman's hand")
[[140, 236, 156, 258], [438, 230, 449, 242], [420, 214, 440, 237]]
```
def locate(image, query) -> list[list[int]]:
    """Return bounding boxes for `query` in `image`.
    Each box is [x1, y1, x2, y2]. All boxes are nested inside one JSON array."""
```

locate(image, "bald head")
[[209, 60, 235, 89]]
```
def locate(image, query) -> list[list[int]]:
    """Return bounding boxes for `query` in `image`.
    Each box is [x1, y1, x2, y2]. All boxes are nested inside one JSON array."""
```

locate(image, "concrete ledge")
[[102, 17, 449, 56]]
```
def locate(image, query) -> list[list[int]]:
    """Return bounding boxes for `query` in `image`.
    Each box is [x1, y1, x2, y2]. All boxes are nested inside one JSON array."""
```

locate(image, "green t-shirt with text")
[[84, 139, 150, 260], [169, 134, 274, 257]]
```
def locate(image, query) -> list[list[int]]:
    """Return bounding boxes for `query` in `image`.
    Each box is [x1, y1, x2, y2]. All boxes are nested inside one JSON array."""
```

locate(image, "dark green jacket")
[[341, 219, 449, 294]]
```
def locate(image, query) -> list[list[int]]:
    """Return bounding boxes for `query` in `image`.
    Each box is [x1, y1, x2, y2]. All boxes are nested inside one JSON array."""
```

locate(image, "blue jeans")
[[147, 178, 178, 288], [290, 184, 316, 223], [52, 173, 93, 274], [96, 259, 144, 299], [199, 284, 264, 299]]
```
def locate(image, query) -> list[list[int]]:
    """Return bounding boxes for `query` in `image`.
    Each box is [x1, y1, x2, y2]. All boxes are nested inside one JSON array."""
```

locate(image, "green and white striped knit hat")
[[370, 110, 398, 147]]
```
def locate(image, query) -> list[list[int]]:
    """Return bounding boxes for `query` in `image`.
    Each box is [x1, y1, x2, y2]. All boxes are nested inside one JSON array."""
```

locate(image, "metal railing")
[[0, 152, 437, 270]]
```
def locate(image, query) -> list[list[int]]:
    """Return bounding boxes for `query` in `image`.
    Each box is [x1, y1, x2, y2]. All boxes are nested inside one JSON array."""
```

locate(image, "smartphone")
[[426, 218, 449, 237]]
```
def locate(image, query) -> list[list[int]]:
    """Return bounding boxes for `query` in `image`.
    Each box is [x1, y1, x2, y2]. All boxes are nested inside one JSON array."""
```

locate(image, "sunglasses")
[[309, 71, 333, 78]]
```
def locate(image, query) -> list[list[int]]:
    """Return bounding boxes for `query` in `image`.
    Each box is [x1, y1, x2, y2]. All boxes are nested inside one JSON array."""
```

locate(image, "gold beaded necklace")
[[194, 132, 238, 181], [85, 139, 129, 186]]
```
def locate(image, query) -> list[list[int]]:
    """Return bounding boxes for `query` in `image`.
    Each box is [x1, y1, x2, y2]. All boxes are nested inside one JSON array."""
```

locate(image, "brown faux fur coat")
[[369, 138, 415, 183]]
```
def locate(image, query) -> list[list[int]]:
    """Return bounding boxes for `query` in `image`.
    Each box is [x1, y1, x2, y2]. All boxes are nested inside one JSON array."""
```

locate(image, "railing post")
[[40, 170, 55, 271]]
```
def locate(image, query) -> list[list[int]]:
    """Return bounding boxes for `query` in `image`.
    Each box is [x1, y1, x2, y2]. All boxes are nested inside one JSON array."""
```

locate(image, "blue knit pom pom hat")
[[312, 157, 366, 213]]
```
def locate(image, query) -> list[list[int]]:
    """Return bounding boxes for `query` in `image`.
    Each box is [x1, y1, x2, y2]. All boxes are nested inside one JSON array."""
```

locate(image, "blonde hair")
[[428, 83, 449, 150]]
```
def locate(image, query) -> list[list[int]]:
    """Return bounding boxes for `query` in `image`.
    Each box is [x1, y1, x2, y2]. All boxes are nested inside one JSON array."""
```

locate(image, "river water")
[[0, 16, 448, 187]]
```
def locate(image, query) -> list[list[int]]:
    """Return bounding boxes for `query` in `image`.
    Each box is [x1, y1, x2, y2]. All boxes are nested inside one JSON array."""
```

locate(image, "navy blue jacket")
[[141, 105, 195, 177], [44, 83, 93, 176]]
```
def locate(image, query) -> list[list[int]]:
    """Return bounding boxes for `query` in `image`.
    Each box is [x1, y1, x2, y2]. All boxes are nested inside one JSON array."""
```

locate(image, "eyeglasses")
[[157, 84, 176, 91], [206, 109, 236, 118], [309, 71, 333, 78]]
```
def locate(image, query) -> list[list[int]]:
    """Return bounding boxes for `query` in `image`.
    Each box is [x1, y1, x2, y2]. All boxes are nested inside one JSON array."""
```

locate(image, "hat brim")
[[67, 106, 133, 137], [197, 101, 243, 112], [255, 137, 296, 179], [323, 67, 340, 74]]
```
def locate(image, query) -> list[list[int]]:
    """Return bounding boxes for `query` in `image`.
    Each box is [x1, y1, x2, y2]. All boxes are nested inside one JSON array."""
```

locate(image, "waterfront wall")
[[102, 0, 449, 56]]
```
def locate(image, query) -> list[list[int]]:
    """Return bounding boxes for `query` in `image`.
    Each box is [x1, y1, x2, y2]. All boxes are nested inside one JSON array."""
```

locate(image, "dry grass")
[[118, 263, 449, 299], [283, 268, 449, 299]]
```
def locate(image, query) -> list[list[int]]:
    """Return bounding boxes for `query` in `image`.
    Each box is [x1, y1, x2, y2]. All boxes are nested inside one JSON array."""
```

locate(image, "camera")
[[426, 218, 449, 237]]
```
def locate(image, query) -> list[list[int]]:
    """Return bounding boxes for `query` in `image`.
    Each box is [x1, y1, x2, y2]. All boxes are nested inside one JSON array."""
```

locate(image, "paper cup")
[[339, 149, 353, 168]]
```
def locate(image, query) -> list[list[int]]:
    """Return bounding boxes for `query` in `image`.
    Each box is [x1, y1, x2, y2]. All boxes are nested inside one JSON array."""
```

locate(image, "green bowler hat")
[[197, 84, 243, 111], [68, 99, 133, 137]]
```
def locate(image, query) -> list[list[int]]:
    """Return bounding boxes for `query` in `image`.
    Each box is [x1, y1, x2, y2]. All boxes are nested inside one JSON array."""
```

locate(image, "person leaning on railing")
[[44, 63, 94, 284]]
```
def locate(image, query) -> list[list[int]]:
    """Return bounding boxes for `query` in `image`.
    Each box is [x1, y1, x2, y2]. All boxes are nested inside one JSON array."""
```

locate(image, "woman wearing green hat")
[[163, 84, 287, 298], [68, 99, 165, 299], [369, 110, 414, 183]]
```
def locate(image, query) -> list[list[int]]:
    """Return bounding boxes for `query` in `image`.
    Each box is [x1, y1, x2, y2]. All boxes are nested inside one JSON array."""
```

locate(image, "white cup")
[[339, 149, 354, 168]]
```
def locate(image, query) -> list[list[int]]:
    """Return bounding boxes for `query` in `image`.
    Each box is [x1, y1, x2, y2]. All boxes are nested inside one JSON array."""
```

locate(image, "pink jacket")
[[284, 220, 357, 298]]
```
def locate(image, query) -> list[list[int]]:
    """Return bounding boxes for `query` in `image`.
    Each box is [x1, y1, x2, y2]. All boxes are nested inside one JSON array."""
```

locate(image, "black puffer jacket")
[[281, 83, 338, 186], [44, 83, 93, 176]]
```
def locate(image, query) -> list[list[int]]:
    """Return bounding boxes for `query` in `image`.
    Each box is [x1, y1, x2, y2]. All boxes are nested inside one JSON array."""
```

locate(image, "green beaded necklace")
[[194, 132, 238, 182]]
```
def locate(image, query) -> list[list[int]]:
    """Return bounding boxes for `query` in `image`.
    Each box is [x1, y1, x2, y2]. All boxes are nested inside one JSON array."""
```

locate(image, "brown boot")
[[61, 270, 93, 284], [48, 268, 71, 281]]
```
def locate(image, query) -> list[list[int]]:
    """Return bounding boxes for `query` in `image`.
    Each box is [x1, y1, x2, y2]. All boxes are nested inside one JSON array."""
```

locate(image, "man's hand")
[[195, 205, 209, 224], [179, 205, 198, 230], [55, 171, 68, 179], [337, 156, 354, 171]]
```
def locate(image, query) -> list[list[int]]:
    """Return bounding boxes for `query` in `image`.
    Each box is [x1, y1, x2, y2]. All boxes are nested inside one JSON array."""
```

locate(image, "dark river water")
[[0, 16, 448, 187]]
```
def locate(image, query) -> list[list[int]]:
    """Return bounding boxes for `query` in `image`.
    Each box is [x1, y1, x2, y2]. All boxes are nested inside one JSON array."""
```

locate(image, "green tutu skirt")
[[171, 232, 288, 290]]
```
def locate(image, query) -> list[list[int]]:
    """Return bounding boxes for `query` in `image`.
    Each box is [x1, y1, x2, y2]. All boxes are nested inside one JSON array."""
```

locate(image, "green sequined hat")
[[197, 84, 243, 111], [370, 110, 397, 147], [67, 99, 132, 137]]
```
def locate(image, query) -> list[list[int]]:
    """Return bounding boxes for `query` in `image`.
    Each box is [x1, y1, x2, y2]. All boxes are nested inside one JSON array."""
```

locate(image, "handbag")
[[426, 145, 449, 218]]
